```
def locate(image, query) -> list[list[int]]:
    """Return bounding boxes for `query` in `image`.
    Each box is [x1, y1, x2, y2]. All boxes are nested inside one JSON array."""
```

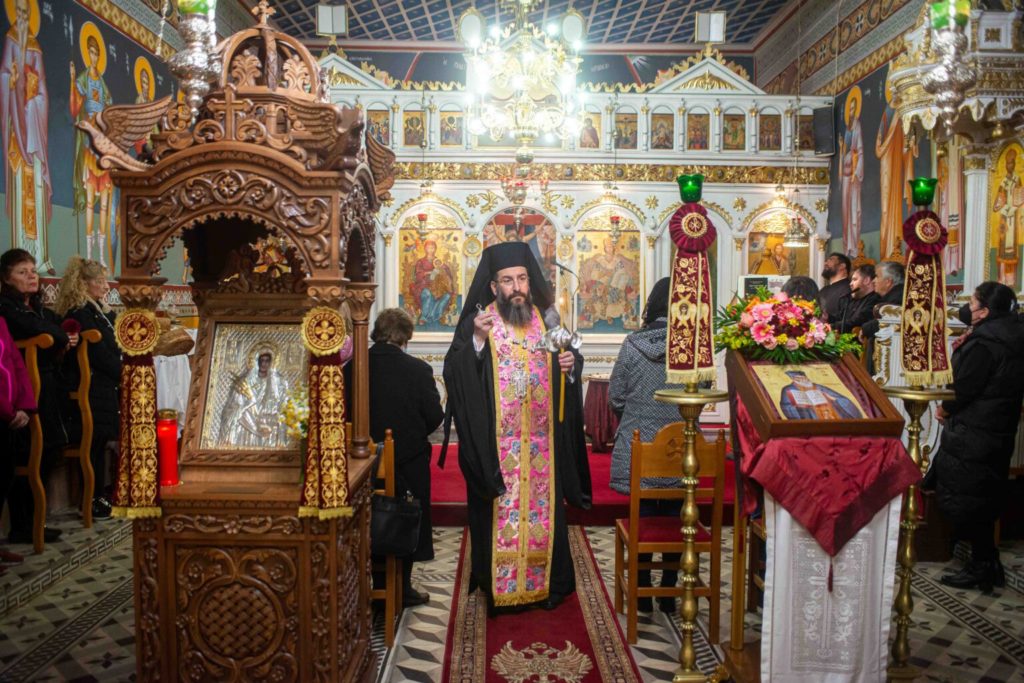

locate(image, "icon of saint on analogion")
[[218, 346, 291, 447]]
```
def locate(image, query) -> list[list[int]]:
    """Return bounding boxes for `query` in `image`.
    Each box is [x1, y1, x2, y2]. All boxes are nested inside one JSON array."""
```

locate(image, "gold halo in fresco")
[[79, 21, 107, 74], [115, 309, 160, 356], [4, 0, 40, 37], [134, 56, 155, 101], [301, 307, 348, 356]]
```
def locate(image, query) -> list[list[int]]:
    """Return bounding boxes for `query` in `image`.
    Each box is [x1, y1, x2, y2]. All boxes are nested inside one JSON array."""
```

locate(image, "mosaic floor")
[[0, 515, 1022, 682]]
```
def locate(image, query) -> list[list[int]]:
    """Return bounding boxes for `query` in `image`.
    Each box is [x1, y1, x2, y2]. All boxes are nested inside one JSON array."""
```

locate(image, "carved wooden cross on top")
[[253, 0, 276, 25]]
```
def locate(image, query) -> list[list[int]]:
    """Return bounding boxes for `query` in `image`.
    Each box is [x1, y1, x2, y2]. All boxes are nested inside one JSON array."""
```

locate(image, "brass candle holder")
[[656, 383, 729, 683], [882, 384, 954, 681]]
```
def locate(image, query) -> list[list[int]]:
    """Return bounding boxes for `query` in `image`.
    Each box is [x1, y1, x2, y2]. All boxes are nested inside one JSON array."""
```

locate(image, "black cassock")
[[442, 312, 591, 609]]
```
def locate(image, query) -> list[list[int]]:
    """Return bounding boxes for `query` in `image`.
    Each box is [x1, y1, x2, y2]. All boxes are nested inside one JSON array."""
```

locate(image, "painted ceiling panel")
[[263, 0, 791, 45]]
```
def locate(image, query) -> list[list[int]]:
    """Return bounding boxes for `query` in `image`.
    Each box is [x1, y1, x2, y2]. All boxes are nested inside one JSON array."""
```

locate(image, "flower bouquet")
[[715, 287, 861, 364], [280, 387, 310, 440]]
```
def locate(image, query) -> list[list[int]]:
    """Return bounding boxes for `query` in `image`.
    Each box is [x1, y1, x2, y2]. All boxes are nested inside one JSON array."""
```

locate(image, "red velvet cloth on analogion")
[[734, 397, 920, 683]]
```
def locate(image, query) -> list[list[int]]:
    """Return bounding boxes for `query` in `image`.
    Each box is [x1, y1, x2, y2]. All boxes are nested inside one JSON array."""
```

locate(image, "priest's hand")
[[473, 310, 495, 348], [557, 351, 574, 373]]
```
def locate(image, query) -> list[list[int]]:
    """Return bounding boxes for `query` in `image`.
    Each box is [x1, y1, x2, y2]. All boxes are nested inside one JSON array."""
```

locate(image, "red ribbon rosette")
[[902, 209, 947, 262], [669, 202, 717, 254], [61, 319, 82, 335]]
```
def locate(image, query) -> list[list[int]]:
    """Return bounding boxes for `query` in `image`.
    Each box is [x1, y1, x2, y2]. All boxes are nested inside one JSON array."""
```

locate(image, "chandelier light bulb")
[[489, 25, 501, 39], [546, 22, 559, 36]]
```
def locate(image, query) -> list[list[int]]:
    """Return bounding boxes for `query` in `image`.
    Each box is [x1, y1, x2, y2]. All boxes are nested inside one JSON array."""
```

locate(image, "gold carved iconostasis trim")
[[394, 162, 830, 186]]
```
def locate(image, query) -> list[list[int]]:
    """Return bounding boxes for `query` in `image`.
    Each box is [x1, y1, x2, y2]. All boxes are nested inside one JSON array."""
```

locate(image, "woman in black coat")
[[931, 282, 1024, 592], [0, 249, 77, 543], [366, 308, 443, 607], [55, 257, 120, 519]]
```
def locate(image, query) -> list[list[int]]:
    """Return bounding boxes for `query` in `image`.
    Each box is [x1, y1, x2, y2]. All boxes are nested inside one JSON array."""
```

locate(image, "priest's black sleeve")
[[554, 349, 592, 510], [443, 318, 505, 500]]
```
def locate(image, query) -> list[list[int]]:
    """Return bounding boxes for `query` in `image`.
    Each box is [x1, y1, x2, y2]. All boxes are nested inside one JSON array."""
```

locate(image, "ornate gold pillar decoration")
[[111, 281, 163, 518], [299, 306, 352, 518], [344, 282, 377, 460]]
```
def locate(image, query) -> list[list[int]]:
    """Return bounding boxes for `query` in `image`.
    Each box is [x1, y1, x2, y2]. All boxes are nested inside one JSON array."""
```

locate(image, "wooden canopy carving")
[[78, 16, 396, 305]]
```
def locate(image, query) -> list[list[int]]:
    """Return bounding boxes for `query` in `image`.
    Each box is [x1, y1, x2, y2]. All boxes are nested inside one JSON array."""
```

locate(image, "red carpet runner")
[[441, 526, 643, 682]]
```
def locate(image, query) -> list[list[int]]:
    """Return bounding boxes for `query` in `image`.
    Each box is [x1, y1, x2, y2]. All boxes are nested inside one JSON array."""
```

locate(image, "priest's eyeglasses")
[[495, 274, 530, 288]]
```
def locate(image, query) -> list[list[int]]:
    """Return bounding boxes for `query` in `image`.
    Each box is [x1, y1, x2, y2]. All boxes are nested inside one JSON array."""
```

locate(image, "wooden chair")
[[64, 329, 102, 527], [613, 423, 726, 644], [369, 429, 403, 647], [14, 333, 54, 554]]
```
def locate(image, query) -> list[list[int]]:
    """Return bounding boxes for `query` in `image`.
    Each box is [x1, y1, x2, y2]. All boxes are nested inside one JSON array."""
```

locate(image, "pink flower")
[[740, 312, 755, 328], [804, 336, 816, 348], [776, 291, 790, 303], [750, 321, 772, 343], [761, 335, 778, 349], [751, 303, 774, 322], [785, 338, 799, 351]]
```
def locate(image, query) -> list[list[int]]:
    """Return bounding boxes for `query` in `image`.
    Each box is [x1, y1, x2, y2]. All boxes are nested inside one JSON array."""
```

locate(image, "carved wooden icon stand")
[[80, 8, 395, 681]]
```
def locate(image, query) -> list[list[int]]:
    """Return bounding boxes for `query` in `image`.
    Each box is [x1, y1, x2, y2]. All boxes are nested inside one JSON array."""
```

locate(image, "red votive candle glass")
[[157, 409, 181, 486]]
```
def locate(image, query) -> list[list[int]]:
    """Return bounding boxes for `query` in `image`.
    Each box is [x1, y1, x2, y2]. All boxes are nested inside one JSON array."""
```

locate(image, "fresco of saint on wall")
[[575, 218, 641, 332], [2, 0, 52, 271], [839, 85, 863, 257], [875, 77, 917, 262], [990, 142, 1024, 290], [71, 21, 114, 268], [482, 207, 558, 292], [398, 220, 462, 330]]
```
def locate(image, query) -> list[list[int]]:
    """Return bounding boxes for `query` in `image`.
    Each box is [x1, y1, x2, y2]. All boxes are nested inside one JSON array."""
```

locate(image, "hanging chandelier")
[[921, 1, 976, 135], [782, 216, 810, 248], [459, 1, 586, 164]]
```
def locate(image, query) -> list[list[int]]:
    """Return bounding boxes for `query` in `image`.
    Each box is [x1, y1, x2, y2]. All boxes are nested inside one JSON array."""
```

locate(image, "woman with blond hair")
[[55, 256, 119, 519]]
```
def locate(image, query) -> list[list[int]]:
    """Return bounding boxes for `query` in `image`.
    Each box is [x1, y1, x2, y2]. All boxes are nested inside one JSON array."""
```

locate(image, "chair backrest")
[[15, 334, 54, 473], [628, 422, 727, 539], [69, 329, 102, 449], [14, 333, 54, 402], [370, 429, 396, 498]]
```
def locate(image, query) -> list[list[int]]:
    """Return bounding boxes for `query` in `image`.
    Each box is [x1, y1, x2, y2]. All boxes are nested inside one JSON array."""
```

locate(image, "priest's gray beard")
[[495, 288, 534, 329]]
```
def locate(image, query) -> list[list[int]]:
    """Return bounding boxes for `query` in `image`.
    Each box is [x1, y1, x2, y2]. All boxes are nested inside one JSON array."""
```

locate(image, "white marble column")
[[961, 152, 990, 292]]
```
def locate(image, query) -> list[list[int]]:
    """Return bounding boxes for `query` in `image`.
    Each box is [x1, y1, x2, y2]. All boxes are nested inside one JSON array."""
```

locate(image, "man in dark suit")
[[819, 252, 852, 324], [837, 264, 881, 334], [861, 261, 905, 374], [366, 308, 444, 606]]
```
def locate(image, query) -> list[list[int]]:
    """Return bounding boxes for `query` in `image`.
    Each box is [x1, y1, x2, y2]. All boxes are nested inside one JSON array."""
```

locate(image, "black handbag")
[[370, 443, 422, 557]]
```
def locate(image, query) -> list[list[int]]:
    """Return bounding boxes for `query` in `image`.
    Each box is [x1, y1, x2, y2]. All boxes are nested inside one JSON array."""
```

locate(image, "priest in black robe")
[[441, 242, 591, 614]]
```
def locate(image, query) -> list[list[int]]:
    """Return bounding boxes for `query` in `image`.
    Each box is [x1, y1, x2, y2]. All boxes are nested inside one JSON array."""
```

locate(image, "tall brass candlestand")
[[882, 385, 954, 682], [656, 384, 729, 683]]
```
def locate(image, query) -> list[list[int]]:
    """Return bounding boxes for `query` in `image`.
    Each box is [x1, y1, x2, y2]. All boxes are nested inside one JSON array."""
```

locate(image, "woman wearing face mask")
[[927, 281, 1024, 592]]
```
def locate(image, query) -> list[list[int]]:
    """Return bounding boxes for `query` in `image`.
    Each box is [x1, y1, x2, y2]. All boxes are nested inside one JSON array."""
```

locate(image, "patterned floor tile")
[[0, 522, 1021, 683]]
